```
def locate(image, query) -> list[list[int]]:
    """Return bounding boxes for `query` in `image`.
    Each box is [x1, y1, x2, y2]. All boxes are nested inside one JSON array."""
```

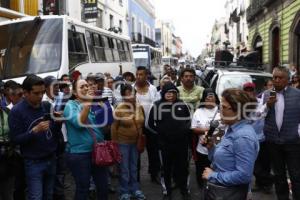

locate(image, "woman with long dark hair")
[[63, 79, 108, 200]]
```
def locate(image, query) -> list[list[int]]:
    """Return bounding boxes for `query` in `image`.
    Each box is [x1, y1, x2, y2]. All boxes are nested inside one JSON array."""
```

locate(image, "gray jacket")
[[263, 86, 300, 144]]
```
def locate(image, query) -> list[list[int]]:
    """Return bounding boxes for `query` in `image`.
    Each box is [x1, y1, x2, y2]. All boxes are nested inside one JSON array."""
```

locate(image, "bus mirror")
[[151, 52, 154, 59], [71, 25, 77, 36]]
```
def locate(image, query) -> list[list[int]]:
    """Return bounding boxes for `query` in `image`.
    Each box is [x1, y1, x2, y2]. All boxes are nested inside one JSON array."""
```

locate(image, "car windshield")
[[217, 74, 272, 97], [0, 18, 63, 79]]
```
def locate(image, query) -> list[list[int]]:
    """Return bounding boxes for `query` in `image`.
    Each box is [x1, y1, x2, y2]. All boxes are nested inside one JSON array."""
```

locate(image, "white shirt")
[[275, 91, 285, 131], [135, 83, 160, 129], [191, 106, 220, 155]]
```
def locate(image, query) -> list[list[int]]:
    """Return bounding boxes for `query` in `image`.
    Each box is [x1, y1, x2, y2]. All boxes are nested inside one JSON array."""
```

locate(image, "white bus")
[[0, 15, 134, 82], [132, 44, 162, 85]]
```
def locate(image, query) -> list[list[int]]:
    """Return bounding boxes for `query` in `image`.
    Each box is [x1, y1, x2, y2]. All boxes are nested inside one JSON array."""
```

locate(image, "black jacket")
[[147, 83, 191, 146]]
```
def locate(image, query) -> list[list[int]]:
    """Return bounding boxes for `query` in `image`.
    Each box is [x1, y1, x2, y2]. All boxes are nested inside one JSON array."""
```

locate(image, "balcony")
[[131, 32, 143, 43], [247, 0, 277, 22], [144, 36, 156, 47], [131, 32, 156, 47]]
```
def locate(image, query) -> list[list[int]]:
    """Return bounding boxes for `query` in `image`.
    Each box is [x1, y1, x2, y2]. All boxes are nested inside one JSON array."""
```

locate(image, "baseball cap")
[[44, 76, 57, 88], [95, 73, 105, 81], [243, 82, 256, 90]]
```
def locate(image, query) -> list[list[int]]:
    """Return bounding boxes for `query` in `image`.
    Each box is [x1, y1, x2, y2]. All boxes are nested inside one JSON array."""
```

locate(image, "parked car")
[[198, 64, 272, 98]]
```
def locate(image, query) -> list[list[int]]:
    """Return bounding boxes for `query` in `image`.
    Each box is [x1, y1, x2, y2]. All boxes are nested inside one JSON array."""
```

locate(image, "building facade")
[[0, 0, 128, 35], [247, 0, 300, 72], [155, 20, 174, 56], [224, 0, 249, 57], [210, 17, 228, 53], [128, 0, 156, 46]]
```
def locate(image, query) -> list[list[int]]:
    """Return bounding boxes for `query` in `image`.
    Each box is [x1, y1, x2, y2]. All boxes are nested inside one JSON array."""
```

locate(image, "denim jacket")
[[208, 120, 259, 186]]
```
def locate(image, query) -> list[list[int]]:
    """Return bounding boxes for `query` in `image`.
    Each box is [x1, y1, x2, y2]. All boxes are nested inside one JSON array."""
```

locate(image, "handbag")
[[133, 119, 146, 153], [204, 182, 248, 200], [86, 125, 121, 166]]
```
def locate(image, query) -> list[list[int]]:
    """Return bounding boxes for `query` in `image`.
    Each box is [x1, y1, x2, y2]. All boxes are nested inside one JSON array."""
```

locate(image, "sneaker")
[[119, 194, 131, 200], [133, 190, 146, 200]]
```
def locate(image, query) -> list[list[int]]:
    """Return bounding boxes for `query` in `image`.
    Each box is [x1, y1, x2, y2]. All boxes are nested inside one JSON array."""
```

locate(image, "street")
[[106, 152, 277, 200]]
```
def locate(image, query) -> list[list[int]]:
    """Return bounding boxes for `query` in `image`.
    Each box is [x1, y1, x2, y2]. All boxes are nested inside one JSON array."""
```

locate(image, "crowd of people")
[[0, 64, 300, 200]]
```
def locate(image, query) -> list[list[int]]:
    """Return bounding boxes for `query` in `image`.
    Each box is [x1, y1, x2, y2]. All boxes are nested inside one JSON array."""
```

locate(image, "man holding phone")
[[264, 67, 300, 200], [8, 75, 61, 200]]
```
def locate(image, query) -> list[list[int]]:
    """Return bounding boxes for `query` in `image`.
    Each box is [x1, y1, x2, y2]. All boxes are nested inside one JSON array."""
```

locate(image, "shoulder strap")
[[85, 120, 98, 145]]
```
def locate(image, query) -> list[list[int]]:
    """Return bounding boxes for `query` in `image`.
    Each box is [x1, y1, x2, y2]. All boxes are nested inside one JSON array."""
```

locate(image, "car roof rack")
[[211, 61, 265, 71]]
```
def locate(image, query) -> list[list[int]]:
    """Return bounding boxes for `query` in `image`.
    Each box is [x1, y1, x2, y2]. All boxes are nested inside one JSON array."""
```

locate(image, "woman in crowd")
[[147, 82, 191, 200], [202, 88, 259, 200], [291, 74, 300, 89], [111, 83, 146, 200], [63, 79, 108, 200], [191, 88, 220, 189]]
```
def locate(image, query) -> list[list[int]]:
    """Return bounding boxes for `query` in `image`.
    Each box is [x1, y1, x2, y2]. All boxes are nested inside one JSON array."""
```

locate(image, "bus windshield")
[[0, 18, 63, 79], [133, 51, 149, 67]]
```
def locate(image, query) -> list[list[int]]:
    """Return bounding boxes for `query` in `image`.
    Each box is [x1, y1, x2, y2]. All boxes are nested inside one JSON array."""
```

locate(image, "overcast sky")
[[154, 0, 226, 57]]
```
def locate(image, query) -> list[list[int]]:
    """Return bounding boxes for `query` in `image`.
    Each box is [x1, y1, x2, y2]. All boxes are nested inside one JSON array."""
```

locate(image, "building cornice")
[[134, 0, 155, 18]]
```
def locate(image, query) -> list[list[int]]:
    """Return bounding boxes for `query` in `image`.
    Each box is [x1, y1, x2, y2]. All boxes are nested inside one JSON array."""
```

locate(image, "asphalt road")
[[64, 151, 277, 200], [107, 151, 277, 200]]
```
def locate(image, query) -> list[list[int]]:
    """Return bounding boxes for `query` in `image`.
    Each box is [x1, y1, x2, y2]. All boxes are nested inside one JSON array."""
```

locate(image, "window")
[[91, 33, 106, 62], [118, 40, 126, 61], [119, 0, 123, 6], [119, 20, 123, 33], [0, 18, 63, 79], [96, 9, 103, 28], [111, 38, 120, 61], [138, 21, 142, 33], [102, 36, 114, 62], [68, 30, 89, 69], [125, 42, 131, 61], [132, 17, 135, 33], [110, 15, 114, 28]]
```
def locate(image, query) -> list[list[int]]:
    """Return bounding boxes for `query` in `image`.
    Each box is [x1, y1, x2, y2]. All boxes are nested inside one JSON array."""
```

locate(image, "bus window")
[[125, 42, 131, 62], [118, 40, 126, 61], [68, 30, 89, 69], [111, 38, 120, 62], [102, 35, 114, 62], [92, 33, 106, 62]]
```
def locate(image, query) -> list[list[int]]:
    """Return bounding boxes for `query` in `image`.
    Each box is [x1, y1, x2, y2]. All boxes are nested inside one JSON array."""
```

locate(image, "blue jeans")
[[24, 156, 56, 200], [118, 143, 139, 195], [66, 152, 108, 200]]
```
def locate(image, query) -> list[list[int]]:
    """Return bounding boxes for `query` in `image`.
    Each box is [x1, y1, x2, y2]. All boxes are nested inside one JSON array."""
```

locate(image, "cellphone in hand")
[[270, 90, 276, 97], [43, 113, 51, 121]]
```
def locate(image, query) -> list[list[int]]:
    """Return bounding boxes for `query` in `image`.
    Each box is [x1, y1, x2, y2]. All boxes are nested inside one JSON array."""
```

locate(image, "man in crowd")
[[135, 66, 160, 183], [3, 80, 26, 200], [243, 82, 274, 194], [9, 75, 61, 200], [95, 73, 115, 105], [177, 68, 204, 111], [1, 80, 17, 109], [264, 66, 300, 200], [43, 76, 67, 200]]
